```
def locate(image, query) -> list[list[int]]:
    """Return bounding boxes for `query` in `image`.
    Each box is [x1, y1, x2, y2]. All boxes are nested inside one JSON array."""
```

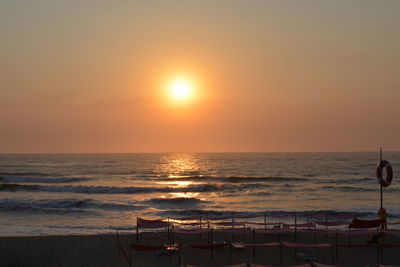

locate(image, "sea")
[[0, 152, 399, 236]]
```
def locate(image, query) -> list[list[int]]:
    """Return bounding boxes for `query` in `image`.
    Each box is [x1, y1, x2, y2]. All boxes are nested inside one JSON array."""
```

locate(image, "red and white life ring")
[[376, 160, 393, 187]]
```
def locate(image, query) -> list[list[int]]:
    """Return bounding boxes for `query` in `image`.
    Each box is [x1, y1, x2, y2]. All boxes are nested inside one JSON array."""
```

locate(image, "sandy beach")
[[1, 230, 399, 267]]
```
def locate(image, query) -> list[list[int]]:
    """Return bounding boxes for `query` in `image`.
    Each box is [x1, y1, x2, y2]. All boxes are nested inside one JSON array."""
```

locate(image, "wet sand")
[[0, 231, 399, 267]]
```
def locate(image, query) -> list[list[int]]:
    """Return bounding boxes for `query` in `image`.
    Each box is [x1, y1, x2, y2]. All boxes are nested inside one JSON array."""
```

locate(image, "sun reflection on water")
[[155, 154, 210, 200], [159, 153, 201, 178], [156, 180, 198, 188]]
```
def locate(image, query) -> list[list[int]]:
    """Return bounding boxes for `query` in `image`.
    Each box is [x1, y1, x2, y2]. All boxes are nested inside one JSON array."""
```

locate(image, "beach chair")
[[346, 218, 384, 246], [349, 219, 384, 230]]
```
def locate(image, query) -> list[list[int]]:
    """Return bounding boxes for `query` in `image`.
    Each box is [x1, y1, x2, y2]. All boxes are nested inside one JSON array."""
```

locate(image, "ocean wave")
[[145, 197, 207, 205], [0, 183, 225, 194], [155, 209, 398, 220], [0, 176, 89, 184], [152, 175, 310, 183], [0, 198, 145, 213], [0, 171, 52, 177], [0, 203, 94, 214], [0, 183, 39, 191], [321, 185, 379, 193], [47, 225, 136, 231]]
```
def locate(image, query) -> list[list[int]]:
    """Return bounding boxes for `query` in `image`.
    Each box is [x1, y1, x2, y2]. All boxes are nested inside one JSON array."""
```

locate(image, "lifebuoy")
[[376, 160, 393, 187]]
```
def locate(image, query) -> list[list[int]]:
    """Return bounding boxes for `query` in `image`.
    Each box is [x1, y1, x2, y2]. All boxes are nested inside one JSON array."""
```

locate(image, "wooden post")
[[167, 217, 170, 244], [325, 216, 328, 230], [335, 230, 339, 259], [207, 223, 211, 243], [280, 244, 283, 265], [253, 229, 256, 259], [116, 231, 120, 257], [199, 217, 203, 239], [294, 212, 297, 257], [172, 224, 175, 244], [264, 213, 267, 229], [229, 243, 232, 264], [294, 212, 297, 242], [243, 221, 246, 242], [136, 217, 139, 243]]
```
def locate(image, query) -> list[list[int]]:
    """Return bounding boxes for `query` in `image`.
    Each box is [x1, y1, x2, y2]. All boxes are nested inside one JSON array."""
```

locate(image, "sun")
[[169, 80, 193, 101]]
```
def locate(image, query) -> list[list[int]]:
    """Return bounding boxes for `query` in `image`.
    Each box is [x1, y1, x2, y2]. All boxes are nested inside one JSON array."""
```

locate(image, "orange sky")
[[1, 1, 400, 153]]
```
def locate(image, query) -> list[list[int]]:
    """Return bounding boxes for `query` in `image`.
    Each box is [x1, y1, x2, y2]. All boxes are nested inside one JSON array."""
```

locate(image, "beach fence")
[[125, 214, 400, 266]]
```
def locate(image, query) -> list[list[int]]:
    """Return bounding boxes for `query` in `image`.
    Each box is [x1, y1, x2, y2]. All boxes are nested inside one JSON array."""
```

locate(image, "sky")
[[1, 0, 400, 153]]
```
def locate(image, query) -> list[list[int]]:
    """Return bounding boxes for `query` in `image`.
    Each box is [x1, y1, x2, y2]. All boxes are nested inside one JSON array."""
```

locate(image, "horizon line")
[[0, 150, 398, 155]]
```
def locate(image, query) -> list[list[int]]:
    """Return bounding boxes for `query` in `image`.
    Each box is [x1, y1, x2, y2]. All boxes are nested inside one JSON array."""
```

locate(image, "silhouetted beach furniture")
[[349, 219, 385, 229], [346, 218, 385, 247], [129, 214, 400, 266]]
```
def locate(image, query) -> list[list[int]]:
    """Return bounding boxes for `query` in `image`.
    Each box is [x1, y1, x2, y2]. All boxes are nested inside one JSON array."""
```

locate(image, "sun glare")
[[169, 80, 193, 101]]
